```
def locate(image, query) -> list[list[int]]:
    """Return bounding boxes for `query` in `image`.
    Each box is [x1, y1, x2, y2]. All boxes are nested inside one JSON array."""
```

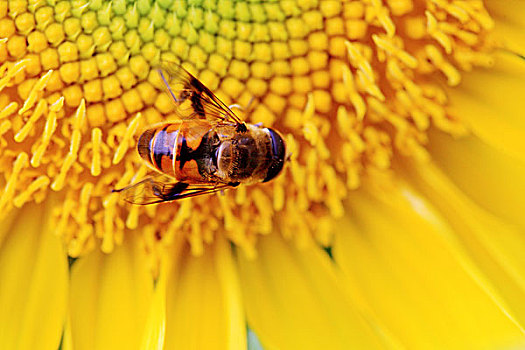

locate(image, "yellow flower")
[[0, 0, 524, 349]]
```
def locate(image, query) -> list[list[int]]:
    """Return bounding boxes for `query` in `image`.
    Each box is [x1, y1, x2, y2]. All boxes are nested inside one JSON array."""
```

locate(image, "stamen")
[[18, 69, 53, 115], [49, 96, 65, 112], [125, 205, 139, 230], [0, 120, 12, 146], [189, 218, 204, 256], [14, 99, 46, 142], [235, 185, 246, 205], [112, 112, 141, 165], [454, 1, 494, 30], [0, 102, 18, 120], [0, 59, 28, 92], [90, 127, 102, 176], [55, 197, 75, 240], [51, 129, 81, 191], [344, 41, 374, 82], [426, 11, 453, 54], [73, 98, 86, 130], [31, 108, 57, 167], [369, 0, 396, 37], [425, 45, 461, 86], [0, 153, 29, 213], [341, 64, 366, 120], [101, 193, 118, 253], [218, 194, 236, 233], [13, 175, 50, 208], [164, 201, 192, 245], [0, 0, 500, 258], [251, 188, 272, 234], [273, 182, 285, 211], [301, 94, 330, 160], [371, 35, 418, 69]]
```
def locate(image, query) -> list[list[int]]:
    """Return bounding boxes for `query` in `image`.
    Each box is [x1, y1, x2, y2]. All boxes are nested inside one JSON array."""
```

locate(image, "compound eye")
[[263, 128, 286, 182]]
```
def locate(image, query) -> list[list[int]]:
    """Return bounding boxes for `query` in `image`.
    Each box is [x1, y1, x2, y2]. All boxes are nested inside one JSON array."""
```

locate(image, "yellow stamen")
[[51, 128, 81, 191], [30, 107, 57, 167], [371, 35, 418, 69], [18, 69, 53, 115], [164, 200, 192, 245], [0, 152, 29, 214], [90, 127, 102, 176], [55, 196, 75, 242], [102, 193, 119, 253], [72, 98, 86, 130], [273, 182, 285, 212], [14, 99, 46, 142], [0, 120, 11, 140], [13, 175, 50, 208], [0, 0, 500, 260], [425, 44, 461, 86], [0, 59, 28, 92], [75, 182, 93, 225], [426, 11, 453, 54], [189, 216, 204, 256], [0, 101, 18, 120], [112, 112, 141, 165], [341, 64, 366, 120]]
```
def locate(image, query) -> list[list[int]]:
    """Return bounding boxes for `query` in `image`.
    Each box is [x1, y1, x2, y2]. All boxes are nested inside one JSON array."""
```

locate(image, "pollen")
[[0, 0, 495, 262]]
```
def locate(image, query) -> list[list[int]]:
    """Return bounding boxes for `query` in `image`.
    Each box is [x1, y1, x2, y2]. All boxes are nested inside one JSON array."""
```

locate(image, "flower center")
[[0, 0, 496, 258]]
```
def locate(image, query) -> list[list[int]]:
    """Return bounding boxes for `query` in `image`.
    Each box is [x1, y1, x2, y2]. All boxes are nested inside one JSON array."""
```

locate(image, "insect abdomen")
[[138, 125, 180, 177], [137, 128, 155, 164], [173, 121, 214, 182]]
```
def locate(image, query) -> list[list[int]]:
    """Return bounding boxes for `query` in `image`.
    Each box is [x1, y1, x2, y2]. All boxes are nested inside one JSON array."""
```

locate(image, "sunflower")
[[1, 0, 524, 348]]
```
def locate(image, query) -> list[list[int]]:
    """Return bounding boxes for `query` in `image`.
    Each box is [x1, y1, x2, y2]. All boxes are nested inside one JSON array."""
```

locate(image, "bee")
[[113, 61, 287, 204]]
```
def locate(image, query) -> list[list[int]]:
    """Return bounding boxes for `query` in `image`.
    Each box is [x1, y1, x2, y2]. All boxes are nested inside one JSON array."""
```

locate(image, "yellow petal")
[[0, 202, 68, 350], [403, 159, 525, 329], [140, 234, 188, 350], [62, 315, 74, 350], [69, 232, 154, 350], [139, 260, 167, 350], [428, 128, 525, 230], [446, 52, 525, 164], [237, 234, 385, 350], [486, 0, 525, 56], [0, 210, 16, 250], [164, 237, 246, 350], [333, 183, 525, 349]]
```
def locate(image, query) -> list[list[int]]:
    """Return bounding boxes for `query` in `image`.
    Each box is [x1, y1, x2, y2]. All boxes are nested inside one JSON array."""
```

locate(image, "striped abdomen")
[[137, 120, 215, 182], [137, 123, 180, 177]]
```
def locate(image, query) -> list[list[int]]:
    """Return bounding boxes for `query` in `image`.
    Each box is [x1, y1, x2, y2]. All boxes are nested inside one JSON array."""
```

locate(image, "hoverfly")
[[113, 61, 287, 204]]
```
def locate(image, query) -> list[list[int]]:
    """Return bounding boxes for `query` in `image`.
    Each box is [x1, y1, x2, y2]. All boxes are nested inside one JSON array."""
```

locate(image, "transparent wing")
[[157, 60, 245, 126], [112, 174, 234, 205]]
